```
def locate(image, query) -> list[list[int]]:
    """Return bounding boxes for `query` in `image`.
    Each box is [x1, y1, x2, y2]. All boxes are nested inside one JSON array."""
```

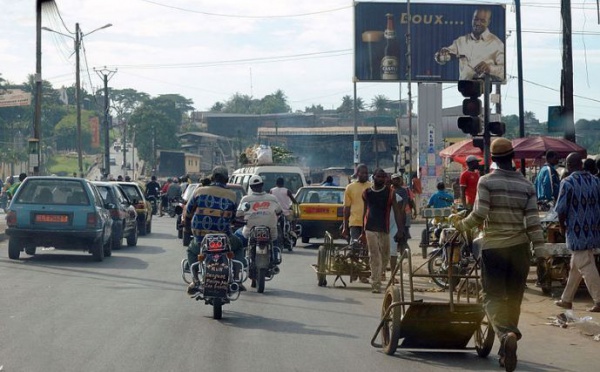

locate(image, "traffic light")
[[472, 137, 484, 151], [488, 121, 506, 136], [457, 80, 483, 136]]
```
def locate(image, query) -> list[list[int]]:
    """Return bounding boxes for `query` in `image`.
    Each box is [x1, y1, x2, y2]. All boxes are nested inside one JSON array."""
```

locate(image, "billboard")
[[0, 89, 31, 108], [354, 2, 506, 83]]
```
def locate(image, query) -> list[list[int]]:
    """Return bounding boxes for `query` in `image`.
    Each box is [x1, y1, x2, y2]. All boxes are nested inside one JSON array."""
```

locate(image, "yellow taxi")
[[295, 186, 345, 244]]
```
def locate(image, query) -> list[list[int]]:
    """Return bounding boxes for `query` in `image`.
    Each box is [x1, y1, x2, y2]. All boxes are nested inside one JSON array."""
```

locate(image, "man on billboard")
[[434, 8, 504, 81]]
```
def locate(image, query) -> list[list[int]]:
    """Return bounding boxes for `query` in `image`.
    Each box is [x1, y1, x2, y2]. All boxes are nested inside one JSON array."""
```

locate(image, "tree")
[[304, 104, 324, 114], [259, 89, 291, 114], [210, 101, 224, 112], [129, 98, 181, 168], [371, 94, 389, 115], [336, 95, 364, 119]]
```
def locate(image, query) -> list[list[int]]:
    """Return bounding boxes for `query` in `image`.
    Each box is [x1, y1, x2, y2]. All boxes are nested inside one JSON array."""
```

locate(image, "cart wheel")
[[381, 286, 402, 355], [474, 313, 495, 358], [317, 245, 328, 287]]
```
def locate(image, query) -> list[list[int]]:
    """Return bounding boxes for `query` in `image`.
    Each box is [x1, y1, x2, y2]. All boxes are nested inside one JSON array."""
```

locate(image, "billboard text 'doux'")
[[354, 2, 506, 83]]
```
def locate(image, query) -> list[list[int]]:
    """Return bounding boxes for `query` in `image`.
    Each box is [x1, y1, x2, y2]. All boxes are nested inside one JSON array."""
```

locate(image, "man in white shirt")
[[235, 175, 282, 247], [434, 8, 504, 81]]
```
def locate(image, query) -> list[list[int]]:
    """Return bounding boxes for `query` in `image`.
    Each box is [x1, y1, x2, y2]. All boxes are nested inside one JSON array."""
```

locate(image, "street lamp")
[[42, 22, 112, 177]]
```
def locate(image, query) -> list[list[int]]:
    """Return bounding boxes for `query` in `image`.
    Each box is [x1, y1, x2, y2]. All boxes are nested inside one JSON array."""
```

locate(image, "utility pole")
[[406, 0, 413, 178], [94, 67, 117, 180], [33, 1, 51, 176], [75, 23, 84, 177], [515, 0, 527, 175], [561, 0, 576, 143]]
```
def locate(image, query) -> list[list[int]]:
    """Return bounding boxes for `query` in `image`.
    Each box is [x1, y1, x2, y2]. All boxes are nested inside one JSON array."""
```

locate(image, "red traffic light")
[[458, 80, 483, 97], [458, 116, 481, 136]]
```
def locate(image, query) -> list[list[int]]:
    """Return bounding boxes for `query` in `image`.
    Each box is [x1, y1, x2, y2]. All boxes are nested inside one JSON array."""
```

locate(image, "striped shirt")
[[554, 171, 600, 251], [458, 169, 544, 250]]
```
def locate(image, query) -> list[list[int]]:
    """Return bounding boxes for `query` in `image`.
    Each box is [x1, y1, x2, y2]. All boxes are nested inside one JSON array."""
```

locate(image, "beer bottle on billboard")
[[381, 13, 400, 80]]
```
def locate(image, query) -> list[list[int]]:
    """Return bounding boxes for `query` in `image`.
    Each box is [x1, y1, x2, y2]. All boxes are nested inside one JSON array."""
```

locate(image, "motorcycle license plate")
[[203, 254, 230, 298], [256, 246, 268, 255]]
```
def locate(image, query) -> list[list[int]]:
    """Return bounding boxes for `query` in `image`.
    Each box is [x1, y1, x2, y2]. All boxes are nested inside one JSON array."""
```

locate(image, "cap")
[[212, 165, 228, 179], [466, 155, 480, 163], [490, 138, 514, 157], [249, 175, 264, 186], [391, 173, 402, 179]]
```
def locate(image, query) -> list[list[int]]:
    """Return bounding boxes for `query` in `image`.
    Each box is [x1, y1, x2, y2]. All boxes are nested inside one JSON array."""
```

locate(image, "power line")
[[139, 0, 351, 18]]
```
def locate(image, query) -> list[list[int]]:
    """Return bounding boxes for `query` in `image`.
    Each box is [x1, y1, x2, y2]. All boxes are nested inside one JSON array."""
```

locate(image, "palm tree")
[[371, 94, 389, 115]]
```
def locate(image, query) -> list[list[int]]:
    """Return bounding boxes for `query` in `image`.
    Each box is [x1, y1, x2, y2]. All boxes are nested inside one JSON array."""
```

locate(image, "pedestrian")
[[454, 138, 544, 371], [389, 173, 411, 280], [583, 158, 597, 176], [534, 150, 560, 203], [460, 155, 481, 211], [410, 170, 422, 216], [360, 169, 404, 293], [341, 164, 372, 241], [321, 176, 337, 186], [554, 152, 600, 313]]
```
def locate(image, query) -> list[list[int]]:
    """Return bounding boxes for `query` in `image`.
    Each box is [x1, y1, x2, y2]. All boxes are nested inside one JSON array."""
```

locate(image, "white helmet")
[[249, 175, 264, 186]]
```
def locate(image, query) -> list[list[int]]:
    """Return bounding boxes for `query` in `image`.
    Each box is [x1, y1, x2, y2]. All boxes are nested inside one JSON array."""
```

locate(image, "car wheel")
[[127, 225, 138, 247], [25, 246, 37, 256], [112, 225, 123, 250], [103, 237, 113, 257], [302, 237, 310, 244], [8, 238, 22, 260], [92, 238, 105, 262], [139, 220, 147, 236]]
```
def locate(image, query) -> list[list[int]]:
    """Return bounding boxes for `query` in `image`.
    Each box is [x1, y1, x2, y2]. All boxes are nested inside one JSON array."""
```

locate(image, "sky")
[[1, 0, 599, 122]]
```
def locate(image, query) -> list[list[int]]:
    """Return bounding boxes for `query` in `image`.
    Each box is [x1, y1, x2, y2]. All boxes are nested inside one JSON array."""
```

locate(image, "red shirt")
[[459, 170, 480, 205]]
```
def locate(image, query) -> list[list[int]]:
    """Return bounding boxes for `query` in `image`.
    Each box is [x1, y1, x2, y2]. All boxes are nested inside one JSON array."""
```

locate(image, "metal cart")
[[370, 231, 495, 358], [312, 232, 370, 287]]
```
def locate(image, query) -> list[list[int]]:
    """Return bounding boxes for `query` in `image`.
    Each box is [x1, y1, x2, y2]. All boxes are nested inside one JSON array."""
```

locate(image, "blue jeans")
[[234, 228, 278, 264]]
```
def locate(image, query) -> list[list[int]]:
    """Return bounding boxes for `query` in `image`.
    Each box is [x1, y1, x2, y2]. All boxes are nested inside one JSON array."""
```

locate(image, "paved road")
[[0, 220, 598, 372]]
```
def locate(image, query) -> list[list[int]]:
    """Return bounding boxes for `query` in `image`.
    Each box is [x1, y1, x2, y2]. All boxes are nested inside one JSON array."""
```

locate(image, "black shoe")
[[187, 283, 200, 296], [502, 332, 518, 372], [251, 280, 257, 288]]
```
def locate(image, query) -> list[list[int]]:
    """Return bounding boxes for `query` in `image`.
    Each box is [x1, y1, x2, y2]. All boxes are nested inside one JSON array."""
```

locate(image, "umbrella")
[[511, 136, 587, 159], [439, 139, 483, 160]]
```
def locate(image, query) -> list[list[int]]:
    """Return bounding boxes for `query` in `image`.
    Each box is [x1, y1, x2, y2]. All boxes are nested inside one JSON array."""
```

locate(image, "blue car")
[[5, 177, 113, 261]]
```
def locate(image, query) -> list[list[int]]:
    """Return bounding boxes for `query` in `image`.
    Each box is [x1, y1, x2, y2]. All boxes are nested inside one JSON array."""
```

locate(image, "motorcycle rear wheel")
[[212, 298, 223, 319], [257, 268, 267, 293]]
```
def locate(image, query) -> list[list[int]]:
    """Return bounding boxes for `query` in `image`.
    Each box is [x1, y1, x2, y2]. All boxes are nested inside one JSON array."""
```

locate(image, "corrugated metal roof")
[[258, 126, 398, 136]]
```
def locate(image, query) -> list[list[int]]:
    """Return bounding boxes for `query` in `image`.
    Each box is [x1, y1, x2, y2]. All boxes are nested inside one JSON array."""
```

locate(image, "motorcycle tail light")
[[197, 253, 205, 262], [6, 210, 17, 227], [226, 251, 234, 259]]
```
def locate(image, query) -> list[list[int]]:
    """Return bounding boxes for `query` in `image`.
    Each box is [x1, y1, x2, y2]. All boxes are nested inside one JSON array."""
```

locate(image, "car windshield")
[[297, 188, 344, 204], [15, 179, 89, 205], [258, 172, 303, 194]]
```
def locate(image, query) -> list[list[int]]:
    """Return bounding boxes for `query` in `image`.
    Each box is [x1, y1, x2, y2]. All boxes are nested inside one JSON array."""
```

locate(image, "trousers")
[[365, 230, 390, 287], [561, 249, 600, 304], [481, 243, 531, 342]]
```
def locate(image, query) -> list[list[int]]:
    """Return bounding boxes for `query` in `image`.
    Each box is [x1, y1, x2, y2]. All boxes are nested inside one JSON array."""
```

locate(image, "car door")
[[91, 185, 111, 242]]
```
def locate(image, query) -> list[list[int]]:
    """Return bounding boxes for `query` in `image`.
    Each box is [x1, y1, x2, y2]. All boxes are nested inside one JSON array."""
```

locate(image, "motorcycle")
[[167, 196, 183, 218], [427, 227, 475, 289], [147, 195, 158, 215], [181, 233, 246, 319], [247, 226, 281, 293], [278, 214, 301, 252]]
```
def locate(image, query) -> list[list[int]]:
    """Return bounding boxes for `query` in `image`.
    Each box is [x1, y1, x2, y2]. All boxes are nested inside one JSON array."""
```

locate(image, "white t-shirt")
[[270, 186, 292, 216], [237, 192, 282, 239]]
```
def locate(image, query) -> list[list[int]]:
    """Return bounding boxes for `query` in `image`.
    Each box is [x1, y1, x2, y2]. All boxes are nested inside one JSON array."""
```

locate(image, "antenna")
[[250, 67, 253, 97]]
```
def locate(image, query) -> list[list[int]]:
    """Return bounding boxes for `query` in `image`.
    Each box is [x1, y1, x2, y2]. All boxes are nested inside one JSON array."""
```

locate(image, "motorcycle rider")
[[269, 177, 298, 247], [235, 176, 282, 270], [159, 178, 172, 216], [185, 166, 241, 295], [7, 173, 27, 199], [145, 175, 161, 213]]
